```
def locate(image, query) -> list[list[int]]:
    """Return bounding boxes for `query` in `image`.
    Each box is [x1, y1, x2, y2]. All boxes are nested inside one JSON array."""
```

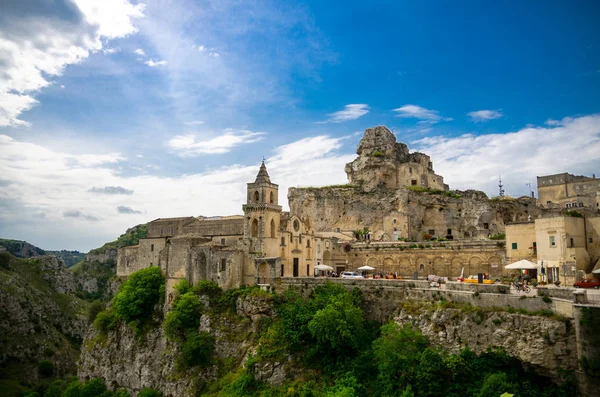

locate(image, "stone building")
[[537, 172, 600, 209], [505, 215, 600, 284], [117, 125, 600, 292]]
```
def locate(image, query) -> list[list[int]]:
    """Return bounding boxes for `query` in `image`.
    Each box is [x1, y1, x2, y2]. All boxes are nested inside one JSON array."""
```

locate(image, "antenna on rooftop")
[[498, 175, 505, 197]]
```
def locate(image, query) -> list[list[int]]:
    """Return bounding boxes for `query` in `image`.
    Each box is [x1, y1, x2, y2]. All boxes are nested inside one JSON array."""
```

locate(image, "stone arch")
[[415, 256, 428, 275], [487, 256, 501, 275], [398, 256, 412, 277], [270, 219, 276, 238], [383, 257, 394, 274], [257, 262, 269, 284], [269, 191, 274, 203], [469, 256, 484, 275], [367, 257, 378, 268], [432, 256, 445, 276], [254, 190, 260, 202], [464, 226, 477, 238], [251, 218, 259, 238], [451, 257, 463, 278]]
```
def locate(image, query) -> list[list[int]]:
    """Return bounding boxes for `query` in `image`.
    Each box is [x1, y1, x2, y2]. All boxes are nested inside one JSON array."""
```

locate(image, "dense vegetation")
[[88, 224, 148, 255], [93, 266, 164, 335], [15, 377, 161, 397]]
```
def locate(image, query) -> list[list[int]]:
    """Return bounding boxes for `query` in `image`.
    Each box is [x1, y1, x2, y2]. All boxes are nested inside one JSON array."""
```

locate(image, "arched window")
[[270, 191, 274, 203], [419, 264, 424, 271], [254, 191, 260, 202], [252, 219, 259, 237], [270, 219, 276, 238]]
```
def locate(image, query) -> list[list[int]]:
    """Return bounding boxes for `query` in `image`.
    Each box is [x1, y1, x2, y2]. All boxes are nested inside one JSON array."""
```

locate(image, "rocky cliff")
[[0, 253, 90, 383], [289, 184, 539, 241], [395, 304, 577, 379], [79, 294, 291, 396]]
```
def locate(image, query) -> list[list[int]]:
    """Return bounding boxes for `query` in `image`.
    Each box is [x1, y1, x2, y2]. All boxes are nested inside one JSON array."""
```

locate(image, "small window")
[[220, 258, 226, 272], [409, 167, 412, 175], [550, 236, 556, 247], [281, 237, 285, 246], [428, 229, 435, 235], [483, 223, 489, 229], [306, 239, 311, 248], [570, 237, 574, 247], [566, 203, 570, 208], [546, 201, 551, 205], [151, 244, 154, 252], [393, 218, 397, 224], [270, 191, 274, 204], [579, 203, 584, 207], [281, 264, 284, 277], [419, 264, 424, 271], [221, 238, 225, 245], [447, 228, 452, 235], [254, 190, 260, 202], [290, 234, 293, 243], [511, 242, 518, 250], [306, 264, 310, 276], [411, 180, 417, 186], [299, 234, 302, 244], [589, 238, 593, 243]]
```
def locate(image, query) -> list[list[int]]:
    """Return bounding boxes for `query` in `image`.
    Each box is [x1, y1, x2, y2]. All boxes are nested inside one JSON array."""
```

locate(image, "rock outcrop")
[[395, 306, 577, 379], [0, 254, 89, 381]]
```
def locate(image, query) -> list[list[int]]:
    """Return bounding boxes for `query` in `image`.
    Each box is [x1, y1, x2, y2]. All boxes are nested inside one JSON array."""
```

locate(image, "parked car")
[[340, 271, 364, 279], [573, 278, 600, 289]]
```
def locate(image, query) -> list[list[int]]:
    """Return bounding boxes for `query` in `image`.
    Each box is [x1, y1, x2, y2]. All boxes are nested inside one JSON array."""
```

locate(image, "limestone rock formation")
[[395, 307, 577, 379]]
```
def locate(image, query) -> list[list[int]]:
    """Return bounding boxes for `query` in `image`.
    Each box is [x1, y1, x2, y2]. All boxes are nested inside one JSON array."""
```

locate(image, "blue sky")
[[0, 0, 599, 251]]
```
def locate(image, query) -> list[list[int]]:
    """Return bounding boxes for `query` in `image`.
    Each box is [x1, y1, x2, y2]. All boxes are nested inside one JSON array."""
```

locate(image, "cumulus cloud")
[[393, 105, 452, 124], [134, 48, 146, 56], [117, 206, 142, 214], [0, 0, 144, 127], [167, 129, 266, 157], [89, 186, 134, 195], [321, 104, 369, 123], [144, 59, 167, 67], [467, 109, 503, 122], [412, 114, 600, 196]]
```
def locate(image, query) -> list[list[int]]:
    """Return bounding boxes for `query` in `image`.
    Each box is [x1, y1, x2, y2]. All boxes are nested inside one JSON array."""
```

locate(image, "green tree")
[[80, 378, 108, 396], [164, 292, 203, 340], [138, 387, 162, 397], [372, 323, 427, 396], [477, 373, 516, 397], [181, 331, 215, 368], [112, 267, 164, 323]]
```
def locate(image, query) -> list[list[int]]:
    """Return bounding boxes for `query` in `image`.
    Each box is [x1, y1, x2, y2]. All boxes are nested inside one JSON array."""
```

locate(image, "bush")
[[138, 388, 162, 397], [113, 267, 165, 323], [542, 295, 552, 303], [38, 360, 54, 377], [193, 280, 222, 298], [181, 332, 215, 368], [88, 301, 104, 324], [372, 150, 384, 157], [93, 310, 117, 333], [489, 233, 505, 240], [164, 292, 203, 341]]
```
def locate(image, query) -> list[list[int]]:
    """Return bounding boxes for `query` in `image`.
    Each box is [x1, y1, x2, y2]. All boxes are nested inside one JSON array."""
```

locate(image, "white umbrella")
[[591, 259, 600, 274], [357, 265, 375, 271], [505, 259, 538, 270], [314, 264, 333, 271]]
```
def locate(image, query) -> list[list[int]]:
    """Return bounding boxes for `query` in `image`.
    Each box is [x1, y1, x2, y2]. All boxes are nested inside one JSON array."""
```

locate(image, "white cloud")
[[393, 105, 451, 124], [412, 114, 600, 197], [322, 104, 369, 123], [0, 0, 144, 127], [167, 129, 266, 157], [0, 132, 352, 251], [183, 120, 205, 126], [145, 59, 167, 67], [103, 47, 121, 54], [467, 109, 503, 122], [134, 48, 146, 56]]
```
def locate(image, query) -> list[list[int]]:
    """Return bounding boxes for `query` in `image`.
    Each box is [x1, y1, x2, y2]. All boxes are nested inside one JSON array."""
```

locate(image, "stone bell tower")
[[242, 161, 282, 257]]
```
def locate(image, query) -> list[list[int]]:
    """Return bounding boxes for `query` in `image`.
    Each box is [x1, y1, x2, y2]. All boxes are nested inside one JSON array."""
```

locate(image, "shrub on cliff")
[[181, 331, 215, 367], [165, 292, 203, 341], [113, 266, 164, 323]]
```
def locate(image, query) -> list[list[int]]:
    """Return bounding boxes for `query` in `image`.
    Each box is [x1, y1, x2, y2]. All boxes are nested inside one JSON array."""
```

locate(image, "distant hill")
[[0, 239, 86, 267], [0, 239, 45, 258], [46, 250, 86, 267]]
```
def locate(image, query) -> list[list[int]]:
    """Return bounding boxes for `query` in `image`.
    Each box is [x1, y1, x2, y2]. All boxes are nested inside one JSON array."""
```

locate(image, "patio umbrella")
[[314, 264, 333, 271], [357, 265, 375, 271], [505, 259, 538, 270]]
